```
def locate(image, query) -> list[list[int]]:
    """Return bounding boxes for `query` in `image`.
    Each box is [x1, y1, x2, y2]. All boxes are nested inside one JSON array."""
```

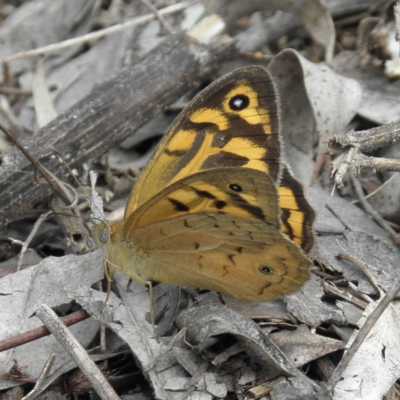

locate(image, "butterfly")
[[91, 66, 315, 302]]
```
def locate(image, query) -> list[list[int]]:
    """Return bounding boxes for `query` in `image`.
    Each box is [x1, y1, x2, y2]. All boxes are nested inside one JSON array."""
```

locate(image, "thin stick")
[[351, 174, 400, 245], [0, 309, 89, 352], [22, 354, 55, 400], [36, 304, 119, 399], [337, 252, 384, 297], [16, 211, 51, 272], [0, 123, 72, 207], [325, 203, 353, 231], [147, 281, 160, 342], [4, 1, 196, 63], [141, 0, 175, 34]]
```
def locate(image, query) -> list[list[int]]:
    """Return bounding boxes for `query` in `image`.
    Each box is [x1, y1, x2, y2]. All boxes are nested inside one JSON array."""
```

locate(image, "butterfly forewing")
[[122, 66, 314, 257], [126, 66, 281, 216]]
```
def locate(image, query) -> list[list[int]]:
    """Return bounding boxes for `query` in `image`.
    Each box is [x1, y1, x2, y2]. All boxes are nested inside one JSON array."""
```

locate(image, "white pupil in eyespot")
[[233, 98, 243, 108]]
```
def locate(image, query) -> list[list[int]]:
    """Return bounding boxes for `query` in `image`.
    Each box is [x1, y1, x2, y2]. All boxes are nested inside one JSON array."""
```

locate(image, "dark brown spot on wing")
[[222, 265, 230, 277], [164, 148, 187, 157], [258, 282, 272, 295], [192, 188, 217, 199], [168, 198, 189, 212], [214, 200, 227, 209], [201, 151, 249, 169], [229, 191, 266, 220], [281, 208, 293, 240], [228, 254, 236, 265]]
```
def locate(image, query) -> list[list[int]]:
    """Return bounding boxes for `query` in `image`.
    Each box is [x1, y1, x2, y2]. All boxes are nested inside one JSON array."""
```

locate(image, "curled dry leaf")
[[175, 302, 317, 386], [269, 49, 362, 184], [270, 325, 346, 368], [359, 172, 400, 225], [331, 51, 400, 125]]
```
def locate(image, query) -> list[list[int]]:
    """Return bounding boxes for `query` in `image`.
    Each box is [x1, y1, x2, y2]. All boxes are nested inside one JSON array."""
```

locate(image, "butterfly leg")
[[146, 281, 160, 342], [99, 259, 113, 312]]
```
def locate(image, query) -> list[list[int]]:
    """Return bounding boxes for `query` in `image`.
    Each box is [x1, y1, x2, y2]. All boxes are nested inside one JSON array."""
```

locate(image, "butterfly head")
[[98, 225, 111, 244], [89, 219, 112, 249]]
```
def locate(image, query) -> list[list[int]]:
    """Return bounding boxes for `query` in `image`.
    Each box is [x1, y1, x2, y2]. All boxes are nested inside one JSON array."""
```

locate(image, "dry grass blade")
[[3, 1, 197, 63]]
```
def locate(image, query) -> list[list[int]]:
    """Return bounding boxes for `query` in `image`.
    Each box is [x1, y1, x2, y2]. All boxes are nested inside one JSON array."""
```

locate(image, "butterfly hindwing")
[[128, 212, 311, 301], [92, 66, 315, 303], [111, 168, 311, 301]]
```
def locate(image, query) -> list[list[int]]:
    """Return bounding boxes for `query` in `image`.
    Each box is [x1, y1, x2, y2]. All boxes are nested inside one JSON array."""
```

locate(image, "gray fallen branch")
[[35, 304, 119, 400], [0, 32, 234, 228]]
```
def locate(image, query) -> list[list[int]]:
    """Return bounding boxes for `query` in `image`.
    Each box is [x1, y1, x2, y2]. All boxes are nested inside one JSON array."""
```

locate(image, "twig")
[[330, 121, 400, 153], [332, 147, 400, 187], [325, 203, 353, 231], [395, 3, 400, 43], [325, 271, 400, 391], [15, 211, 51, 272], [323, 281, 368, 310], [3, 1, 195, 63], [351, 173, 400, 245], [141, 0, 175, 34], [0, 86, 56, 96], [36, 305, 119, 399], [212, 342, 243, 366], [330, 122, 400, 187], [0, 124, 73, 207], [246, 377, 286, 399], [22, 354, 55, 400], [0, 309, 89, 352], [337, 252, 384, 297], [0, 123, 87, 249]]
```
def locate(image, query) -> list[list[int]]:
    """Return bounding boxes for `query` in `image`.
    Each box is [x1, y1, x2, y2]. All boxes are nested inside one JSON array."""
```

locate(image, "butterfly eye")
[[229, 183, 243, 192], [259, 265, 273, 274], [229, 94, 250, 111], [99, 228, 110, 244]]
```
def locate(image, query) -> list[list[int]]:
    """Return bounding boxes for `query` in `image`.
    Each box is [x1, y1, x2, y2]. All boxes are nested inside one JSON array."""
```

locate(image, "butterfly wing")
[[107, 168, 311, 300], [125, 168, 281, 230], [129, 212, 310, 301], [126, 66, 281, 215], [279, 165, 315, 252]]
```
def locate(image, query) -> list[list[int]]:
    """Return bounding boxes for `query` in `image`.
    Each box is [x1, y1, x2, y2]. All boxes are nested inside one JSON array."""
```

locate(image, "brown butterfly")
[[91, 66, 314, 302]]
